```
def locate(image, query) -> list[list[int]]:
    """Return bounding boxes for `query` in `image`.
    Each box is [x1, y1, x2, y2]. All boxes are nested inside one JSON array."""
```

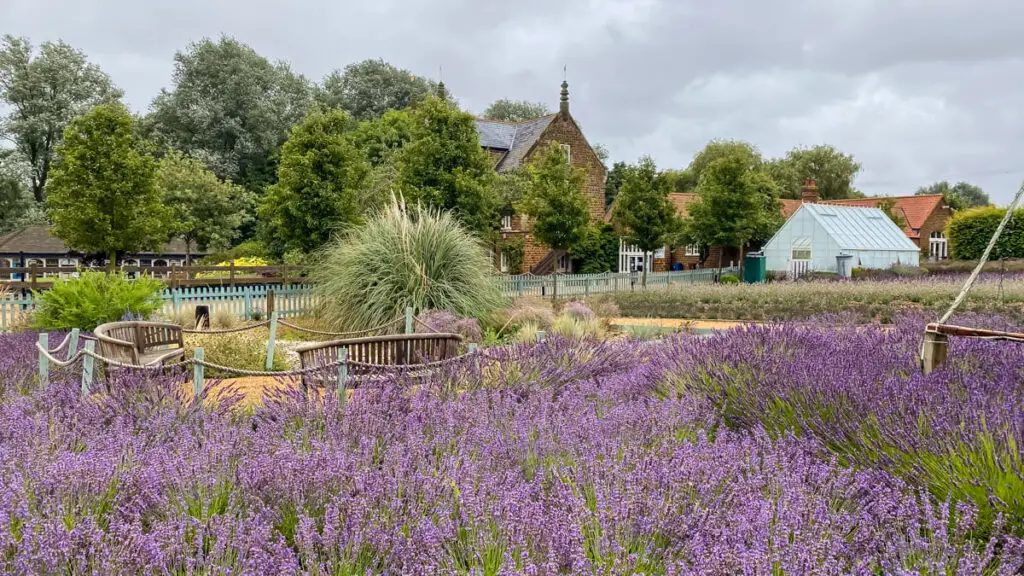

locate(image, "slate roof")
[[0, 226, 198, 255], [475, 114, 557, 172], [801, 204, 921, 251], [822, 194, 945, 239]]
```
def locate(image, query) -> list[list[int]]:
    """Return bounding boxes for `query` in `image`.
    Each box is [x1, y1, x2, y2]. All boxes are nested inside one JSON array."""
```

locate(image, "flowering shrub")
[[0, 316, 1022, 573]]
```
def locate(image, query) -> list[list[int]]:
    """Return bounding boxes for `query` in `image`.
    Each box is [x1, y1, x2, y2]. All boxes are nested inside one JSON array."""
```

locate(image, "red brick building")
[[476, 81, 606, 274], [819, 193, 952, 260]]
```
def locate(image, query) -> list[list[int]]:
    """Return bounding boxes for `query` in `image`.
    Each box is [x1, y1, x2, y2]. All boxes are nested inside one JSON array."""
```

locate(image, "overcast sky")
[[4, 0, 1024, 203]]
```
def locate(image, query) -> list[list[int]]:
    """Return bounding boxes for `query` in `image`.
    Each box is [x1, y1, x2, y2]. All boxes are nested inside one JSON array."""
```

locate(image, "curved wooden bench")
[[296, 333, 464, 387], [94, 321, 185, 367]]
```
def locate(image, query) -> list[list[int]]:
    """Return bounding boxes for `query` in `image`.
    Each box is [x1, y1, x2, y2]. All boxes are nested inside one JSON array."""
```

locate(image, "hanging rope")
[[277, 315, 403, 338], [182, 320, 271, 334], [413, 316, 445, 333]]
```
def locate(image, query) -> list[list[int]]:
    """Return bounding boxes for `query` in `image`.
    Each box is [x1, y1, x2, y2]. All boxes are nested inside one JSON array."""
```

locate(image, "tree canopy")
[[145, 36, 313, 190], [688, 140, 762, 183], [320, 59, 437, 122], [604, 161, 628, 208], [395, 97, 499, 235], [518, 142, 590, 253], [0, 35, 121, 203], [769, 145, 862, 200], [482, 99, 551, 122], [0, 150, 37, 234], [158, 150, 250, 263], [916, 181, 989, 211], [46, 104, 171, 265], [259, 109, 371, 254], [612, 157, 679, 283]]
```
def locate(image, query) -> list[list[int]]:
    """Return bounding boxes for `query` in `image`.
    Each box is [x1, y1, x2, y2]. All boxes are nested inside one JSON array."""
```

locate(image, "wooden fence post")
[[337, 348, 348, 407], [229, 261, 236, 287], [81, 340, 95, 394], [535, 330, 546, 343], [405, 306, 414, 335], [67, 328, 80, 361], [193, 347, 205, 401], [38, 332, 49, 386], [265, 311, 279, 370], [267, 289, 275, 317], [921, 330, 948, 375]]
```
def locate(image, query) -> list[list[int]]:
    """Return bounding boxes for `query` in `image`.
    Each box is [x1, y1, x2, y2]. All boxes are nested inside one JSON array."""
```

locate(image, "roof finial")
[[559, 70, 569, 117], [436, 64, 448, 101]]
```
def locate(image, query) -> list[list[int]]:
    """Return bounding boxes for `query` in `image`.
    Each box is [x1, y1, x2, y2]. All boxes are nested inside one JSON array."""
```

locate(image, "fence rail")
[[0, 265, 307, 289], [1, 268, 736, 332]]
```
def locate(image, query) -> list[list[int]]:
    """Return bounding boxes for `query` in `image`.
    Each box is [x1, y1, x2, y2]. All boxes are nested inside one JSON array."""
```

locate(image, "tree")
[[916, 181, 989, 210], [570, 223, 620, 273], [605, 161, 628, 208], [662, 168, 698, 193], [688, 140, 762, 183], [395, 97, 499, 235], [482, 99, 551, 122], [347, 108, 414, 166], [612, 156, 680, 287], [46, 104, 171, 266], [684, 155, 783, 274], [259, 109, 370, 254], [0, 150, 36, 234], [0, 35, 121, 203], [593, 143, 610, 167], [518, 142, 590, 263], [158, 150, 250, 264], [877, 198, 908, 229], [320, 59, 437, 121], [145, 36, 313, 190], [770, 145, 862, 200]]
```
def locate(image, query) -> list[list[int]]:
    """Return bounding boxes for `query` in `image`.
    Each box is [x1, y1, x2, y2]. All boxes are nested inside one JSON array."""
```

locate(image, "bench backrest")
[[94, 321, 184, 365], [297, 333, 463, 373]]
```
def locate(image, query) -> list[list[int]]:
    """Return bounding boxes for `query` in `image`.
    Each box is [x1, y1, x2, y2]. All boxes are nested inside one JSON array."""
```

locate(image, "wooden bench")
[[94, 321, 186, 367], [296, 333, 464, 386]]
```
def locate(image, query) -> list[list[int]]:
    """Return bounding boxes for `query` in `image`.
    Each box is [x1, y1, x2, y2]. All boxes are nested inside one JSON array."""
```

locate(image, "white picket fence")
[[1, 268, 738, 332]]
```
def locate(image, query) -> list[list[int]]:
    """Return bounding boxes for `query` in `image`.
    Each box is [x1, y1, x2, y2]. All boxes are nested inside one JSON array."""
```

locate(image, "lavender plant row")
[[0, 319, 1021, 575]]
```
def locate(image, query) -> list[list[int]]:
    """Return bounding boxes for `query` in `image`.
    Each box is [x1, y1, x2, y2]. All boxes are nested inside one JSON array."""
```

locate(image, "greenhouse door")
[[789, 259, 810, 279]]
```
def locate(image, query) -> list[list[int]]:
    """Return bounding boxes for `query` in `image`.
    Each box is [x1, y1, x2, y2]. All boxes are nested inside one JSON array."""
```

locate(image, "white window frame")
[[560, 143, 571, 163], [929, 231, 948, 261], [619, 239, 654, 273], [499, 251, 509, 273], [501, 214, 513, 231], [685, 244, 700, 257]]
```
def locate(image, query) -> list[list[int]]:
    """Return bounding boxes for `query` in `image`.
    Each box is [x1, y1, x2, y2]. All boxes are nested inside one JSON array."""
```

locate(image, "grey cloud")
[[3, 0, 1024, 202]]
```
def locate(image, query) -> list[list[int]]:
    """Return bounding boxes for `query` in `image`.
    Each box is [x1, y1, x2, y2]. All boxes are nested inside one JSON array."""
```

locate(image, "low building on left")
[[0, 226, 201, 280]]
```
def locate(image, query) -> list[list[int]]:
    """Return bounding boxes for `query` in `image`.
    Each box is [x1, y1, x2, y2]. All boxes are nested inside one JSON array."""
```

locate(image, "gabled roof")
[[821, 194, 945, 239], [800, 204, 921, 251], [668, 193, 698, 218], [475, 114, 557, 173], [0, 226, 198, 255]]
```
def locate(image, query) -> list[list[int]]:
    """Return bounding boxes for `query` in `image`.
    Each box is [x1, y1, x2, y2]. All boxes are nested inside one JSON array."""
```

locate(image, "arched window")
[[929, 231, 947, 261]]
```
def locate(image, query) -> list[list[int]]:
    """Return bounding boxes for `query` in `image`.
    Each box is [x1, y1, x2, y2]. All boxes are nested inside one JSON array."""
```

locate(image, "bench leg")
[[922, 330, 948, 375]]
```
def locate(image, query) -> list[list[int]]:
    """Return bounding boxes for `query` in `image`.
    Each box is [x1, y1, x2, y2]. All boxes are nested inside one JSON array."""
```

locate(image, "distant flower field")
[[0, 313, 1022, 574]]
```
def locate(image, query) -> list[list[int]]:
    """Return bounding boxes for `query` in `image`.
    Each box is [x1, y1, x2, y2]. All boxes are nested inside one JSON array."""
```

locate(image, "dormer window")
[[501, 214, 513, 231]]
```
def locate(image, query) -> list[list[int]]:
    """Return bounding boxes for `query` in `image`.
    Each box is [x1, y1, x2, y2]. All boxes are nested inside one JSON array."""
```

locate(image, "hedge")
[[947, 206, 1024, 260]]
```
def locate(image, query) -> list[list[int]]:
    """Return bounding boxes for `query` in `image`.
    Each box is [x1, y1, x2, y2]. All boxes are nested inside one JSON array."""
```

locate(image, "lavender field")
[[0, 314, 1023, 574]]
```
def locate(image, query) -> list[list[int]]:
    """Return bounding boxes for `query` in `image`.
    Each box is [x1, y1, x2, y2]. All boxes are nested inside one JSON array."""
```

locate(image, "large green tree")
[[916, 181, 989, 211], [688, 140, 762, 184], [259, 109, 371, 254], [662, 168, 698, 194], [604, 161, 628, 208], [395, 97, 499, 235], [769, 145, 862, 200], [0, 35, 121, 203], [320, 59, 436, 121], [348, 108, 414, 166], [46, 104, 171, 266], [482, 99, 551, 122], [612, 156, 680, 286], [518, 142, 590, 262], [145, 36, 313, 190], [684, 155, 783, 273], [158, 150, 250, 264], [0, 150, 38, 234]]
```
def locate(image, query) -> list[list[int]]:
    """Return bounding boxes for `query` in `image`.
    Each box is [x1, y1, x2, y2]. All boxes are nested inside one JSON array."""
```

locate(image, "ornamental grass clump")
[[312, 198, 505, 330]]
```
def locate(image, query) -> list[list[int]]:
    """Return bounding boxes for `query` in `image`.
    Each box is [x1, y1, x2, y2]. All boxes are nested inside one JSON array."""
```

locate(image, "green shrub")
[[947, 206, 1024, 260], [201, 240, 270, 264], [569, 223, 619, 274], [312, 198, 506, 330], [719, 274, 739, 285], [500, 239, 525, 275], [32, 272, 165, 331]]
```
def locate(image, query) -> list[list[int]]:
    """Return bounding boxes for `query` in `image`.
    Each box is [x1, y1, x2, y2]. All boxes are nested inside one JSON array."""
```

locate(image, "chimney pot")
[[801, 179, 819, 204]]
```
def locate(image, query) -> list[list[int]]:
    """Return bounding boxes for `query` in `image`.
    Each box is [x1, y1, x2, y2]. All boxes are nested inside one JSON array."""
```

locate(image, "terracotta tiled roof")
[[0, 226, 198, 255], [667, 193, 698, 218], [821, 194, 945, 239], [780, 199, 803, 220]]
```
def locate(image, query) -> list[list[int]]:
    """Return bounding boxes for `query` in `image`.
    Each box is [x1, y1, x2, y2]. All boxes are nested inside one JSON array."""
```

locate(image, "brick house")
[[817, 192, 952, 260], [475, 81, 606, 274]]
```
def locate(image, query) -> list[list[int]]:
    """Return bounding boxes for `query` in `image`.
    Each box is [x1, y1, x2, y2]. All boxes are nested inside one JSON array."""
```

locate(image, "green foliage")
[[0, 35, 121, 202], [569, 223, 619, 273], [319, 59, 437, 121], [501, 239, 525, 275], [32, 272, 164, 331], [144, 36, 313, 190], [185, 331, 287, 379], [259, 109, 371, 254], [769, 145, 862, 200], [947, 206, 1024, 260], [661, 168, 697, 194], [916, 181, 989, 210], [684, 154, 783, 266], [519, 142, 590, 251], [482, 99, 551, 122], [312, 198, 505, 331], [200, 240, 270, 264], [604, 161, 627, 208], [46, 103, 171, 264], [0, 150, 36, 234], [348, 109, 414, 166], [612, 157, 679, 254], [719, 274, 739, 285], [876, 198, 907, 229], [687, 140, 762, 183], [158, 150, 249, 263], [395, 97, 499, 235]]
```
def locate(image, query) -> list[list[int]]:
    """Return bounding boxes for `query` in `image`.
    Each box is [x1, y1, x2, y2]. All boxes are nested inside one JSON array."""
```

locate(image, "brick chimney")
[[801, 179, 819, 203]]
